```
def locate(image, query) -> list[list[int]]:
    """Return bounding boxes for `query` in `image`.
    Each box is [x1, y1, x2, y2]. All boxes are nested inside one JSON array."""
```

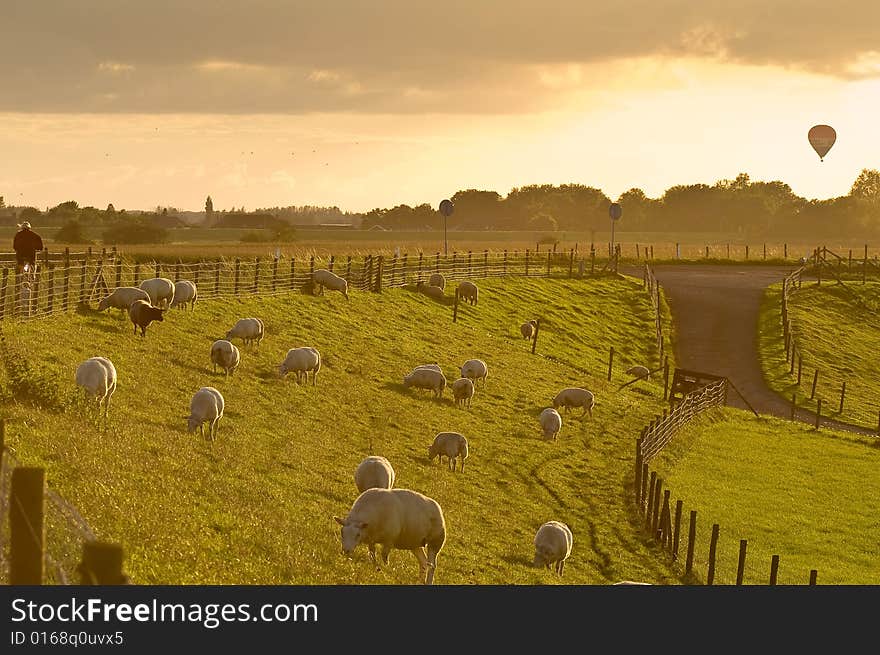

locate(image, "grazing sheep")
[[428, 273, 446, 290], [312, 268, 349, 300], [451, 377, 475, 409], [187, 386, 225, 441], [169, 280, 198, 311], [225, 318, 265, 347], [138, 277, 175, 308], [552, 387, 595, 417], [416, 281, 445, 300], [625, 365, 651, 380], [539, 407, 562, 440], [97, 286, 150, 313], [457, 280, 479, 306], [460, 358, 488, 386], [402, 367, 446, 398], [427, 432, 469, 472], [128, 299, 165, 337], [334, 488, 446, 585], [210, 339, 241, 377], [533, 520, 573, 576], [521, 319, 538, 340], [279, 346, 321, 385], [74, 356, 117, 416], [355, 456, 396, 493]]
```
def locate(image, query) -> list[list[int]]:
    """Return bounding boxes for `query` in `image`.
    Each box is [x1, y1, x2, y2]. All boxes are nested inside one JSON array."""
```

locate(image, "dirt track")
[[630, 265, 875, 436]]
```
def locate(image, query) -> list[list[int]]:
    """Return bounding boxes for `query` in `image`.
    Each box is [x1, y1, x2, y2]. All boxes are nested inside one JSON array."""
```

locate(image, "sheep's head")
[[427, 444, 436, 460], [97, 297, 111, 312], [533, 544, 555, 569], [186, 415, 200, 433], [278, 363, 289, 378], [334, 516, 366, 555]]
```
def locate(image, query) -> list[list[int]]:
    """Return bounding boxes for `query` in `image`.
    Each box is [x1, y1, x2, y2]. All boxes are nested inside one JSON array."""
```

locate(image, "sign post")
[[609, 202, 622, 263], [439, 199, 454, 256]]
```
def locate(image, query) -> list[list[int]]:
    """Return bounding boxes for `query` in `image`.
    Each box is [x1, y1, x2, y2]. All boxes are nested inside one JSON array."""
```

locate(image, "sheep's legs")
[[380, 544, 391, 565], [412, 547, 429, 584], [368, 544, 380, 571], [557, 560, 565, 576], [425, 543, 441, 585]]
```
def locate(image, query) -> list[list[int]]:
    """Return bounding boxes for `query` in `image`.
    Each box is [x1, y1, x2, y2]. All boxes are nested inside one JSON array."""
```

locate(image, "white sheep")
[[210, 339, 241, 377], [539, 407, 562, 440], [334, 488, 446, 584], [225, 318, 265, 347], [354, 456, 396, 493], [451, 377, 475, 409], [312, 268, 349, 300], [416, 282, 445, 300], [139, 277, 176, 308], [187, 386, 225, 441], [457, 280, 479, 305], [520, 319, 538, 340], [533, 520, 573, 576], [460, 358, 488, 386], [552, 387, 595, 417], [402, 367, 446, 398], [74, 356, 117, 417], [169, 280, 198, 311], [625, 365, 651, 380], [97, 286, 150, 313], [428, 272, 446, 290], [427, 432, 469, 472], [279, 347, 321, 385]]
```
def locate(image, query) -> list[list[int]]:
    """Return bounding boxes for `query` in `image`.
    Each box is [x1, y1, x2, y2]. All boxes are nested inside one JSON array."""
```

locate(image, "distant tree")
[[106, 203, 115, 213], [0, 196, 5, 208], [102, 217, 169, 244], [850, 169, 880, 203], [19, 207, 41, 222], [54, 220, 91, 244], [205, 196, 213, 213]]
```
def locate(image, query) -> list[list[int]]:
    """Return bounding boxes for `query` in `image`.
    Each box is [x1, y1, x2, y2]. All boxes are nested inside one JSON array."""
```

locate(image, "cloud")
[[1, 1, 878, 114]]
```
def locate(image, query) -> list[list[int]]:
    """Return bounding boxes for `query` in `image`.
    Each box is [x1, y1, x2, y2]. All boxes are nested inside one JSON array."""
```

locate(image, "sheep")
[[354, 456, 396, 493], [225, 318, 265, 347], [416, 281, 445, 300], [169, 280, 197, 311], [279, 347, 321, 385], [138, 277, 175, 308], [128, 299, 165, 337], [334, 488, 446, 584], [457, 280, 479, 306], [552, 387, 595, 417], [427, 432, 469, 472], [520, 319, 538, 340], [402, 367, 446, 398], [312, 268, 349, 300], [533, 520, 573, 576], [625, 365, 651, 380], [451, 377, 475, 409], [428, 272, 446, 290], [74, 356, 117, 417], [539, 407, 562, 440], [460, 358, 488, 386], [187, 386, 225, 441], [210, 339, 241, 377], [413, 363, 442, 373], [97, 286, 150, 314]]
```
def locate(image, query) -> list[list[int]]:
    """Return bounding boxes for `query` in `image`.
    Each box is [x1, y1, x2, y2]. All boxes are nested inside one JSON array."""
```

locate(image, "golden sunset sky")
[[1, 1, 878, 212]]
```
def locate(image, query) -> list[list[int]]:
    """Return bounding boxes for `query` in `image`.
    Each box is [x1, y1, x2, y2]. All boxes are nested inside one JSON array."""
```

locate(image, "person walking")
[[13, 221, 43, 273]]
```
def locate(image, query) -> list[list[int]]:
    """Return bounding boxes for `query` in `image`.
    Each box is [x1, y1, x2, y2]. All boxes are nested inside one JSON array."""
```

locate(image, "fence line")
[[632, 377, 820, 584], [643, 264, 665, 365]]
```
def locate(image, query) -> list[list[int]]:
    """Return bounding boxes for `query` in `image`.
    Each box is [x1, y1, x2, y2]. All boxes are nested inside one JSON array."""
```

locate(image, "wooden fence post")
[[79, 542, 129, 585], [658, 490, 671, 544], [745, 245, 749, 260], [707, 523, 720, 585], [546, 250, 551, 276], [769, 555, 779, 585], [375, 256, 384, 293], [797, 355, 803, 385], [310, 255, 315, 277], [290, 258, 296, 290], [174, 262, 181, 282], [346, 255, 352, 281], [640, 463, 649, 512], [329, 255, 335, 273], [234, 259, 241, 295], [809, 570, 818, 585], [685, 510, 697, 576], [133, 263, 140, 288], [590, 244, 595, 275], [736, 539, 748, 585], [645, 471, 657, 533], [784, 243, 787, 259], [155, 262, 160, 279], [607, 346, 614, 382], [663, 357, 670, 401], [531, 319, 540, 354], [10, 467, 46, 584], [47, 266, 54, 314], [115, 258, 122, 288], [272, 257, 279, 292], [650, 477, 662, 536], [483, 250, 488, 276], [634, 438, 643, 507], [453, 290, 459, 323], [569, 249, 574, 278], [467, 251, 472, 277], [672, 500, 683, 560], [253, 258, 260, 294], [525, 249, 530, 276], [763, 243, 767, 260], [810, 370, 819, 399]]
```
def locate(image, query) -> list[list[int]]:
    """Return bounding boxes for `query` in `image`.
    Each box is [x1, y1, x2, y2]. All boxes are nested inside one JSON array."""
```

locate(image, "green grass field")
[[759, 281, 880, 429], [651, 408, 880, 585], [1, 275, 683, 585]]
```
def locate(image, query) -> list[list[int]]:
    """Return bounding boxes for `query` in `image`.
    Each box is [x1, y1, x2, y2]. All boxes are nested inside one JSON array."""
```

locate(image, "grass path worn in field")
[[759, 281, 880, 430], [651, 408, 880, 585], [1, 276, 681, 584]]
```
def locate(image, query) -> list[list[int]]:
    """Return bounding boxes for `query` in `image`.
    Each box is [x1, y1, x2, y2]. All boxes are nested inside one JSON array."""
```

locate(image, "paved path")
[[626, 264, 876, 436]]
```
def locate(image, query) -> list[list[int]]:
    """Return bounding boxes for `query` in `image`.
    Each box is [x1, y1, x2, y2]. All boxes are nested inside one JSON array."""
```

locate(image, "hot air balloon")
[[808, 125, 836, 162]]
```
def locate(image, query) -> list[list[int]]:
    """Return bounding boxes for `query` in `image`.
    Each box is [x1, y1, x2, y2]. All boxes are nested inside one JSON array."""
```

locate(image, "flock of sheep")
[[72, 266, 649, 585]]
